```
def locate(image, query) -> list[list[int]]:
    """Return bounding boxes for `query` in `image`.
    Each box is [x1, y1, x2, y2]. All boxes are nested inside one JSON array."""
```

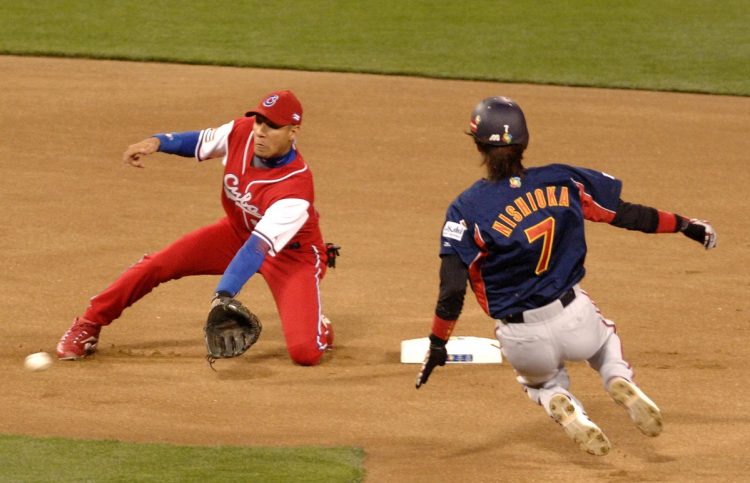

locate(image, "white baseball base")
[[400, 336, 502, 364]]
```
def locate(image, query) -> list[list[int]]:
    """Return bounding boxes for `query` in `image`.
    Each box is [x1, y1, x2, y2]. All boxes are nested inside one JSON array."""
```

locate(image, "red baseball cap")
[[245, 90, 303, 126]]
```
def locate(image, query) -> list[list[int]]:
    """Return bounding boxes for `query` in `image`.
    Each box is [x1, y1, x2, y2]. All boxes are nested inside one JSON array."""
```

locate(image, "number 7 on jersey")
[[524, 216, 556, 275]]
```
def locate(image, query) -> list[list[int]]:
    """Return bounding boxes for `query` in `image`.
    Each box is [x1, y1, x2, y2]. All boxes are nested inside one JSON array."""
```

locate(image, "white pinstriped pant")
[[494, 285, 633, 415]]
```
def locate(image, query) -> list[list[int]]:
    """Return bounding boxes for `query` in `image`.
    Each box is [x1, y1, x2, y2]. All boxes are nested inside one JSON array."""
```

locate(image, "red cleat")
[[56, 317, 101, 360]]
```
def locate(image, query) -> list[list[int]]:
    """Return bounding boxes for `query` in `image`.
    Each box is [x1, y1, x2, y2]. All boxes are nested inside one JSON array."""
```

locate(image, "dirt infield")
[[2, 55, 748, 481]]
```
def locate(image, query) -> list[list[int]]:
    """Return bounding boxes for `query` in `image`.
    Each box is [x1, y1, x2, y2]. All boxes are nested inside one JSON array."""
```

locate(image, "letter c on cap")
[[263, 95, 279, 107]]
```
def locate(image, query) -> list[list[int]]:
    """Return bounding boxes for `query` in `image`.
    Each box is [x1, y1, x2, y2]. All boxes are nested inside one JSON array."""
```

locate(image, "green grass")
[[0, 0, 747, 95], [0, 434, 364, 482]]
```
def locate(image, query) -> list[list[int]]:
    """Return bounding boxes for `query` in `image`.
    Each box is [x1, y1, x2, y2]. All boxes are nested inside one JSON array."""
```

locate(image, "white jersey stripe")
[[311, 245, 327, 351], [247, 164, 309, 188]]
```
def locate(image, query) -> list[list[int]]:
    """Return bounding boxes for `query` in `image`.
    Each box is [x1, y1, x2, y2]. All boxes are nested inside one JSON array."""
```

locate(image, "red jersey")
[[197, 117, 324, 255]]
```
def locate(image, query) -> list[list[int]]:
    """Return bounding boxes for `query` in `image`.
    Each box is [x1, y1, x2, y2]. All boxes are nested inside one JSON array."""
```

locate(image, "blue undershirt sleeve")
[[215, 234, 270, 297], [153, 131, 200, 157]]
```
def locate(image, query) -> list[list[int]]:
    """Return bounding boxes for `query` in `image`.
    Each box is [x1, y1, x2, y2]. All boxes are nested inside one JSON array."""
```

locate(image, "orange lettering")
[[525, 192, 538, 211], [492, 221, 512, 237], [499, 212, 518, 227], [514, 197, 531, 216], [558, 186, 569, 206], [547, 186, 558, 206], [534, 188, 547, 208], [505, 207, 523, 223]]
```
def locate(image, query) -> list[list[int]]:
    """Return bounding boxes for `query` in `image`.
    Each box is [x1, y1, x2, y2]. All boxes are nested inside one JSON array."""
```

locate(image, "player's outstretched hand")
[[681, 219, 717, 250], [415, 334, 448, 389], [123, 137, 160, 168]]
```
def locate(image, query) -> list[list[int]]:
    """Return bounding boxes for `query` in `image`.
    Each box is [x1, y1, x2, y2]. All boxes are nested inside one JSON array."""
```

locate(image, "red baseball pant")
[[82, 217, 330, 365]]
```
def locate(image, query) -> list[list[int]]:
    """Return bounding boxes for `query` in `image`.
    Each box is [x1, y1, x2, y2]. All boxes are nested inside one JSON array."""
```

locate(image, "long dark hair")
[[476, 143, 526, 181]]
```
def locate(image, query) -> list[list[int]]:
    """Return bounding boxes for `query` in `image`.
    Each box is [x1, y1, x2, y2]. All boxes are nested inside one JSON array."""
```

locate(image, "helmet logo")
[[502, 124, 513, 144], [263, 95, 279, 107], [469, 115, 481, 133]]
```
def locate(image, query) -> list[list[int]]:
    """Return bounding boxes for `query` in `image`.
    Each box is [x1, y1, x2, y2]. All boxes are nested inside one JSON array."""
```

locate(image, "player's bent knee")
[[288, 345, 324, 366]]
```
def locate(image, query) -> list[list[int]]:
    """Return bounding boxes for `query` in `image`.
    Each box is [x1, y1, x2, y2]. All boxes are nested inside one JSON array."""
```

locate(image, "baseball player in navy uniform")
[[415, 97, 717, 455], [57, 90, 334, 366]]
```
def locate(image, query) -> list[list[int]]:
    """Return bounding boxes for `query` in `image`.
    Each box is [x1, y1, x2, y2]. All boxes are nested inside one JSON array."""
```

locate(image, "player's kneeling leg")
[[287, 343, 325, 366], [283, 315, 332, 366]]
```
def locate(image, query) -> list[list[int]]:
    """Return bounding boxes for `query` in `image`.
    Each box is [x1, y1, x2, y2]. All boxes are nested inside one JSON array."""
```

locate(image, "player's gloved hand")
[[210, 291, 234, 310], [325, 243, 341, 268], [415, 334, 448, 389], [680, 218, 717, 249], [204, 291, 262, 362]]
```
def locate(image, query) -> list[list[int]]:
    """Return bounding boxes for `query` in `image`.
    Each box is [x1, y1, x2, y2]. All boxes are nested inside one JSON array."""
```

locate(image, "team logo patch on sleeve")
[[442, 220, 467, 241]]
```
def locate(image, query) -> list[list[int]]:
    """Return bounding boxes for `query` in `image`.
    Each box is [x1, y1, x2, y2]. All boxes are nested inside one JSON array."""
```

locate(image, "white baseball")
[[24, 352, 53, 372]]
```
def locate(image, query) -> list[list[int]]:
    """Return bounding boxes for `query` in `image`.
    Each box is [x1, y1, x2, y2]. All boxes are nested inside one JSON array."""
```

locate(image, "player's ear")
[[288, 124, 300, 140]]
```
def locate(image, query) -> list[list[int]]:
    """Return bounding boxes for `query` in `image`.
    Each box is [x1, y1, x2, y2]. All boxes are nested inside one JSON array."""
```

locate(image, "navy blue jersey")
[[440, 164, 622, 319]]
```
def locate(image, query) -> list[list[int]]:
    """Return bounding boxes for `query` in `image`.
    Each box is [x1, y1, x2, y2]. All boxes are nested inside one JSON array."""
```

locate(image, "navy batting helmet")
[[468, 97, 529, 147]]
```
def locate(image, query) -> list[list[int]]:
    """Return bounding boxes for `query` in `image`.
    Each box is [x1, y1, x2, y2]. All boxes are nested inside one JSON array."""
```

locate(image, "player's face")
[[253, 115, 299, 158]]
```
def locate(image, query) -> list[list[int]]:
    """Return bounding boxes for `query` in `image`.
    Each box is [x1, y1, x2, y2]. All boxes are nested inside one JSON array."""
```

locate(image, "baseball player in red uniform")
[[416, 97, 717, 455], [57, 90, 334, 366]]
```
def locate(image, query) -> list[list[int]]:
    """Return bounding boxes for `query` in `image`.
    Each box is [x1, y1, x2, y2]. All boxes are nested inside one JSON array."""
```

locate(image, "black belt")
[[502, 288, 576, 324]]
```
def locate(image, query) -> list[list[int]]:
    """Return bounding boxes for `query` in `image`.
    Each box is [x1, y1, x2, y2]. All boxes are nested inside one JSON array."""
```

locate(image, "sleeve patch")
[[442, 221, 467, 241], [196, 121, 233, 161]]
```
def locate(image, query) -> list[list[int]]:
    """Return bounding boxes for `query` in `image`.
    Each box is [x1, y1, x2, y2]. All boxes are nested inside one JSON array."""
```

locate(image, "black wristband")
[[429, 333, 448, 347], [675, 214, 690, 232]]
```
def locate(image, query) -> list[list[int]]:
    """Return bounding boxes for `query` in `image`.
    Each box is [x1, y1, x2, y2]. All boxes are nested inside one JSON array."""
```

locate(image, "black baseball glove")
[[204, 293, 262, 362]]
